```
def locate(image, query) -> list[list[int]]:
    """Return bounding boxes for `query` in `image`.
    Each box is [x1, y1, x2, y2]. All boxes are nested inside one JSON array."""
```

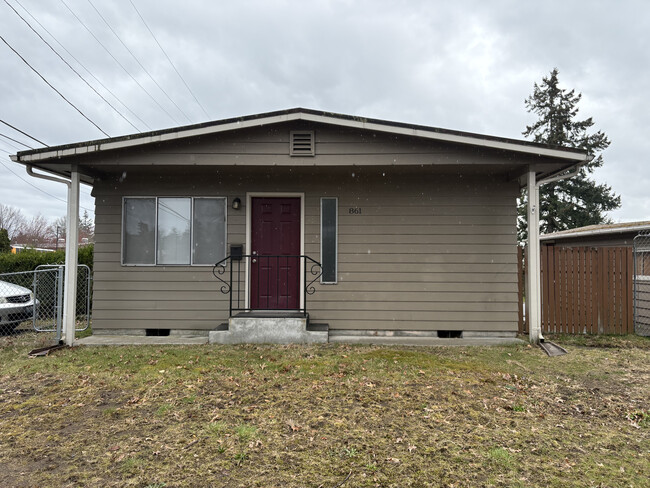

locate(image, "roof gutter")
[[536, 156, 591, 187], [26, 164, 71, 188]]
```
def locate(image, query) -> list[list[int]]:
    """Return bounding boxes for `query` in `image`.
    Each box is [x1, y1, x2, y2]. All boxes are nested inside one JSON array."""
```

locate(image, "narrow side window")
[[123, 198, 156, 264], [321, 197, 338, 283]]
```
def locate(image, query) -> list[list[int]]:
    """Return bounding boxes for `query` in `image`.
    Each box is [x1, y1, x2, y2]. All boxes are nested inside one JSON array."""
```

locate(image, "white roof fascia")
[[17, 113, 298, 163], [298, 112, 588, 162], [16, 111, 587, 163]]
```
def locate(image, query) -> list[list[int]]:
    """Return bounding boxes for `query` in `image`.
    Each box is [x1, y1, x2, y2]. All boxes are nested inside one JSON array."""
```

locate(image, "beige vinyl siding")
[[91, 161, 518, 333], [78, 121, 562, 173], [92, 186, 242, 330], [301, 174, 518, 332]]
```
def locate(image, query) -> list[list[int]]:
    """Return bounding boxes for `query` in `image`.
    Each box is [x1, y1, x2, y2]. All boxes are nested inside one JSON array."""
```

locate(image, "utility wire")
[[3, 0, 141, 133], [0, 157, 94, 212], [59, 0, 181, 126], [0, 132, 32, 149], [0, 35, 110, 137], [13, 0, 151, 131], [87, 0, 192, 124], [0, 139, 22, 152], [0, 145, 95, 199], [0, 118, 49, 146], [129, 0, 211, 121]]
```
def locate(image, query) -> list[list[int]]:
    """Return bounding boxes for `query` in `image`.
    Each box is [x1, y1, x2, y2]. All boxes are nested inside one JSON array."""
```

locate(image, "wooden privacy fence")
[[518, 246, 634, 335]]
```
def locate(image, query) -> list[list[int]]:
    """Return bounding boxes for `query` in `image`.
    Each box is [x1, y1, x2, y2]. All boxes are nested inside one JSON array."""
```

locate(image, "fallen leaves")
[[0, 340, 648, 487]]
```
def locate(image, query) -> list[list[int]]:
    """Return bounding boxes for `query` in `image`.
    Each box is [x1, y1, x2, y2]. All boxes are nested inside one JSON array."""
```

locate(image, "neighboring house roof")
[[540, 221, 650, 241], [13, 107, 588, 162]]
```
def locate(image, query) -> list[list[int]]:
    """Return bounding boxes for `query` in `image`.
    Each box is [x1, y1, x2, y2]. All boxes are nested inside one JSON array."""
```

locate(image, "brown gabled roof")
[[13, 107, 589, 163]]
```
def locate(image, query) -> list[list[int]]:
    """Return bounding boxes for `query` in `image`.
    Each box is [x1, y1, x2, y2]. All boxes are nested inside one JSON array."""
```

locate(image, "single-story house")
[[11, 108, 589, 344]]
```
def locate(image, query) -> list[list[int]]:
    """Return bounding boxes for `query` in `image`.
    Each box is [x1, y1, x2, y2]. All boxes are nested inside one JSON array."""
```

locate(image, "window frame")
[[121, 196, 227, 267], [320, 197, 338, 284]]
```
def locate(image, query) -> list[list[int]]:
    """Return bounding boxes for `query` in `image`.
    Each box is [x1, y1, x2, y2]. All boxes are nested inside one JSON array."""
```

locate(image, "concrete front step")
[[209, 314, 328, 344]]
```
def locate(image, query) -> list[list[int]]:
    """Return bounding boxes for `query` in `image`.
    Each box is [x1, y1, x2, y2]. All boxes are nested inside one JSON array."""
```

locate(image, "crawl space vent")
[[290, 131, 315, 156]]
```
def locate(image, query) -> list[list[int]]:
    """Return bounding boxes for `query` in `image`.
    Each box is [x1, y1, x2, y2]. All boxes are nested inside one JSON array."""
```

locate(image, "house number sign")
[[348, 207, 362, 214]]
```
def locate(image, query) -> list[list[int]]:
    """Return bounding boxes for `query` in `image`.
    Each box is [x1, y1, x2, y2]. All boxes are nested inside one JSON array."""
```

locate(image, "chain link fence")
[[0, 265, 91, 348], [633, 233, 650, 336]]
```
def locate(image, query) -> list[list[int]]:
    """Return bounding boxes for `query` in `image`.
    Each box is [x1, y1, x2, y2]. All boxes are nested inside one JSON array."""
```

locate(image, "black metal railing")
[[213, 255, 322, 316]]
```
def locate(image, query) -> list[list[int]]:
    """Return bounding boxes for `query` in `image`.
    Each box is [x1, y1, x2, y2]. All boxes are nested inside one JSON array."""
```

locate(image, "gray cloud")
[[1, 0, 647, 222]]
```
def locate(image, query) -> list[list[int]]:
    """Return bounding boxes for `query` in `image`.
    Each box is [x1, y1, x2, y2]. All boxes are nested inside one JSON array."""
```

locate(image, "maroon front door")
[[250, 197, 301, 310]]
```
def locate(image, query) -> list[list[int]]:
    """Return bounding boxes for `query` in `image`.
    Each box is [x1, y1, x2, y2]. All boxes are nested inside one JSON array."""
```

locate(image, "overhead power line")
[[3, 0, 141, 133], [0, 157, 94, 212], [129, 0, 211, 121], [87, 0, 192, 124], [0, 118, 49, 146], [13, 0, 151, 131], [0, 132, 33, 149], [0, 138, 23, 152], [0, 35, 110, 137], [59, 0, 182, 126]]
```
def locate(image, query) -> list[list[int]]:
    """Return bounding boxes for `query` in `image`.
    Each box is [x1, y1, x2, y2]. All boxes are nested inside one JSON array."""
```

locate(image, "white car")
[[0, 280, 37, 332]]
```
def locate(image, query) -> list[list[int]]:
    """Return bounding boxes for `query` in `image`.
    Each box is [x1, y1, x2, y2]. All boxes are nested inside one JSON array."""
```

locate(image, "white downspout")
[[527, 161, 585, 344], [526, 171, 542, 344], [26, 165, 80, 347]]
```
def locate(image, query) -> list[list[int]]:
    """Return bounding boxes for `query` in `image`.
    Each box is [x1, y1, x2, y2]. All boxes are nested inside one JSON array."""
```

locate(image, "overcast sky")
[[1, 0, 648, 225]]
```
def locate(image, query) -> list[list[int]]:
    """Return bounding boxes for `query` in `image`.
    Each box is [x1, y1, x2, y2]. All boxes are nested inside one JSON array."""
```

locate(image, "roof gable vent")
[[290, 131, 315, 156]]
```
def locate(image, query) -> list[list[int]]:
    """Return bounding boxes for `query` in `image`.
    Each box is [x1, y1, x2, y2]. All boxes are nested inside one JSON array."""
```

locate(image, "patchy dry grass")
[[0, 334, 648, 487]]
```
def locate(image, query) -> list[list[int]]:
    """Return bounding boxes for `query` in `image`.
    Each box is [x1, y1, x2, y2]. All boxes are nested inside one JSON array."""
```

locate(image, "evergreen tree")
[[0, 228, 10, 253], [518, 68, 620, 240]]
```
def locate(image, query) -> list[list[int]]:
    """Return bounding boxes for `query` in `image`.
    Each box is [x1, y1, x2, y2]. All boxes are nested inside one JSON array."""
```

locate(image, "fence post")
[[56, 266, 64, 343], [518, 246, 525, 333], [626, 247, 634, 334]]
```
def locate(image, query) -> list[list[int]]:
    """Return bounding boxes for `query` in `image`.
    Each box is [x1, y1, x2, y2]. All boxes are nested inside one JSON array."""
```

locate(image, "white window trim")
[[320, 197, 338, 284], [121, 196, 227, 267]]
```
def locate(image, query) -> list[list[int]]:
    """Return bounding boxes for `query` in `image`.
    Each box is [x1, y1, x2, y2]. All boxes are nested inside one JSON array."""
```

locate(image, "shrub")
[[0, 244, 93, 274]]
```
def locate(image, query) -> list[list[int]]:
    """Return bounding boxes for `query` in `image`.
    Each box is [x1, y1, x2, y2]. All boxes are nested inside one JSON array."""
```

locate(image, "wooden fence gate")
[[518, 246, 634, 335]]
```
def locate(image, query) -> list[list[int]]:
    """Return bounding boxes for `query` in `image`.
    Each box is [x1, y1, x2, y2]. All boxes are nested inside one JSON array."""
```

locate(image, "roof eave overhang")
[[13, 110, 589, 165]]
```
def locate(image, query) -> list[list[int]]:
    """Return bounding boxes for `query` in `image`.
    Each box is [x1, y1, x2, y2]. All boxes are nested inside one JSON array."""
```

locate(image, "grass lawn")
[[0, 334, 648, 487]]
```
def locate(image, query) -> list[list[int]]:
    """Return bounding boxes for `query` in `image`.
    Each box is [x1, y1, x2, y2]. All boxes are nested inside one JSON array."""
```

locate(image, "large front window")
[[122, 197, 226, 265]]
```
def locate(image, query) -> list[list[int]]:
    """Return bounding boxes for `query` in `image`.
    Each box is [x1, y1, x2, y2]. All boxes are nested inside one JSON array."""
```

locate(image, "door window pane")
[[321, 198, 337, 283], [193, 198, 226, 264], [123, 198, 155, 264], [157, 198, 191, 265]]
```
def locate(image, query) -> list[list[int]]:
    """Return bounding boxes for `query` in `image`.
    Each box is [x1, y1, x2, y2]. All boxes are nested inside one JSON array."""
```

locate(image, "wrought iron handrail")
[[213, 254, 322, 316]]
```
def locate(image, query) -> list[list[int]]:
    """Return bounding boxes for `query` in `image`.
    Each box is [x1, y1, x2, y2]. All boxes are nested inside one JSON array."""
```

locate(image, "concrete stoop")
[[209, 313, 328, 344]]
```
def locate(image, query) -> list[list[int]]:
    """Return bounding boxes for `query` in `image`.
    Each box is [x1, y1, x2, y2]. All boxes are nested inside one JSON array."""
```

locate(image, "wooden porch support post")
[[526, 170, 542, 344], [62, 167, 80, 346]]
